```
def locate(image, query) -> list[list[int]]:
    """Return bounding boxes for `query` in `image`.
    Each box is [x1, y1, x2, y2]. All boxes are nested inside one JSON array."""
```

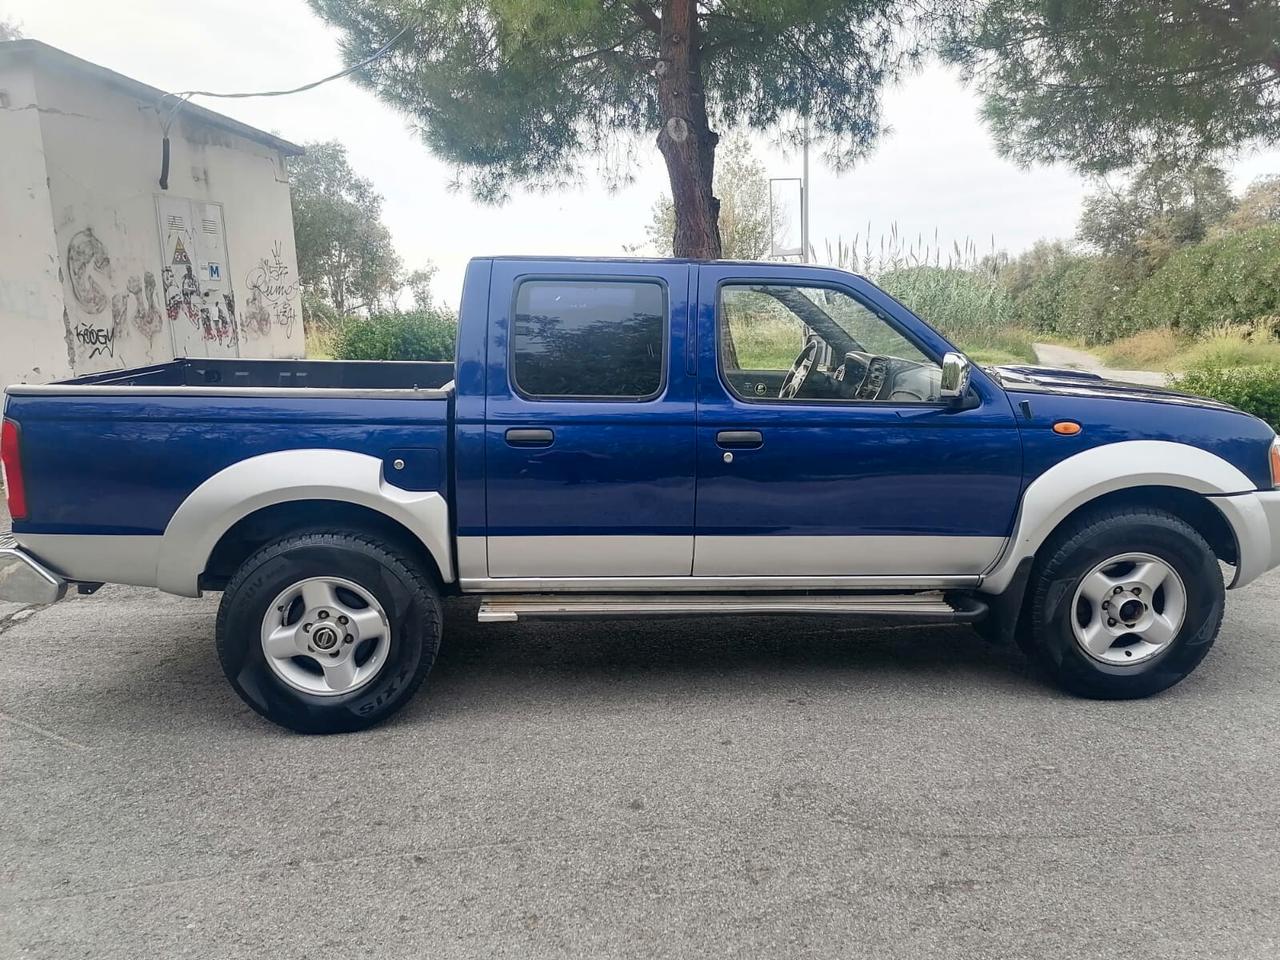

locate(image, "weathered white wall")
[[0, 63, 70, 385], [0, 58, 304, 387]]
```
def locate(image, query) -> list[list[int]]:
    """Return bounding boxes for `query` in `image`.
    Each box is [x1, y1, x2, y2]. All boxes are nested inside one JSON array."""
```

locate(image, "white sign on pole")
[[769, 177, 803, 258]]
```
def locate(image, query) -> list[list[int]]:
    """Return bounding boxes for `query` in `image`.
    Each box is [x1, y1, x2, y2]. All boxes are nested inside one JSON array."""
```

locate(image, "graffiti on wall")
[[61, 211, 292, 371], [64, 225, 203, 369], [244, 241, 298, 338], [162, 263, 236, 346], [134, 272, 164, 341], [74, 323, 115, 359], [66, 227, 112, 315], [64, 227, 150, 366]]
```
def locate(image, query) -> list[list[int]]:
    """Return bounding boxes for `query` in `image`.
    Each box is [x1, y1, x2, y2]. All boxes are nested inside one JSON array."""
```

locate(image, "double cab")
[[3, 257, 1280, 732]]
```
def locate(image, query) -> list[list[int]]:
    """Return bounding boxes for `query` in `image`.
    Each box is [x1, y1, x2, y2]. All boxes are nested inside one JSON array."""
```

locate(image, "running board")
[[476, 592, 987, 624]]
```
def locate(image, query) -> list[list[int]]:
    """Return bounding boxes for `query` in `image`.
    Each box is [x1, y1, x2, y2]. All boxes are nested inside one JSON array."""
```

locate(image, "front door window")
[[719, 284, 942, 404]]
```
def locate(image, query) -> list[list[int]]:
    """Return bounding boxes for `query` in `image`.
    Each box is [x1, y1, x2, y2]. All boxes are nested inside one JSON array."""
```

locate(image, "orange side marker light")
[[1052, 421, 1082, 436]]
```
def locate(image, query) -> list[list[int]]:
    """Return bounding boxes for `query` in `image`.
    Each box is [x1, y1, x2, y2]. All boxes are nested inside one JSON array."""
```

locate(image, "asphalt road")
[[3, 562, 1280, 958]]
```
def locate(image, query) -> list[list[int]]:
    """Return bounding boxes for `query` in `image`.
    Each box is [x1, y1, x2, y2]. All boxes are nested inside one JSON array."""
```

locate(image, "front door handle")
[[716, 430, 763, 449], [505, 428, 554, 448]]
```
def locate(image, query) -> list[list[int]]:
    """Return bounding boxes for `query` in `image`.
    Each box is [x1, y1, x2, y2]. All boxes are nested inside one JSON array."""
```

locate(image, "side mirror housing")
[[940, 352, 972, 403]]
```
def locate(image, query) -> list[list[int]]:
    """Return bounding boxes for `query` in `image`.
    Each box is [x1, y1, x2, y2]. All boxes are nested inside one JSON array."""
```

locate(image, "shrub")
[[1051, 256, 1146, 342], [1128, 226, 1280, 339], [999, 241, 1087, 334], [1171, 362, 1280, 431], [331, 309, 457, 361]]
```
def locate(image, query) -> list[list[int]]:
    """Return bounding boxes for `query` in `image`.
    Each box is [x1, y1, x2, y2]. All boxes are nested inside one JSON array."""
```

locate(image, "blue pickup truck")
[[3, 257, 1279, 732]]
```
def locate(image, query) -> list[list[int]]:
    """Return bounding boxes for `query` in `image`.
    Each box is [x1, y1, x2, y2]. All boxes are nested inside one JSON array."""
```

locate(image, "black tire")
[[1023, 506, 1225, 699], [216, 531, 441, 734]]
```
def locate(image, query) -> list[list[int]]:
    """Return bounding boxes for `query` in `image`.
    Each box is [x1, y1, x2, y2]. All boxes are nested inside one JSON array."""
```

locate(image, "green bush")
[[999, 242, 1087, 334], [1170, 362, 1280, 431], [876, 266, 1035, 363], [331, 309, 457, 361], [1049, 256, 1146, 342], [877, 266, 1013, 339], [1128, 226, 1280, 338]]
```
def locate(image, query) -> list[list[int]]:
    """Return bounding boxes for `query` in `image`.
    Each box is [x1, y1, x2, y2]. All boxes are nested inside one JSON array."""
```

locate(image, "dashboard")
[[831, 351, 942, 403]]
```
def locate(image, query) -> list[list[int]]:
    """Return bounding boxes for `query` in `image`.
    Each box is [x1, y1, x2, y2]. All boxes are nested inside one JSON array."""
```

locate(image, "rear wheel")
[[1023, 506, 1224, 699], [216, 531, 441, 733]]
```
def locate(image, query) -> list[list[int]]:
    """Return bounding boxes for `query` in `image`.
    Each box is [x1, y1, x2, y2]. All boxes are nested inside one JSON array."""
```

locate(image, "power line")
[[164, 23, 414, 110], [155, 23, 414, 189]]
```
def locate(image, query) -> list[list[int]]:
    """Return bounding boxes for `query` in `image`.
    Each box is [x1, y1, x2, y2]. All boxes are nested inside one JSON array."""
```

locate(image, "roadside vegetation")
[[997, 170, 1279, 362], [989, 167, 1280, 422], [329, 309, 457, 362], [820, 232, 1037, 366], [290, 140, 457, 360]]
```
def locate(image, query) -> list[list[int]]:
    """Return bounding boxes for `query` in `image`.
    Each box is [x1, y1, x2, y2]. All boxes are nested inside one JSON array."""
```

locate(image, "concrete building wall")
[[0, 48, 304, 387], [0, 62, 70, 385]]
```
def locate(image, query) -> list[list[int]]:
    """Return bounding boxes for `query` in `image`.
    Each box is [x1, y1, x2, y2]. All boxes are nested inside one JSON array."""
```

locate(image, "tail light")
[[0, 418, 27, 520], [1271, 436, 1280, 489]]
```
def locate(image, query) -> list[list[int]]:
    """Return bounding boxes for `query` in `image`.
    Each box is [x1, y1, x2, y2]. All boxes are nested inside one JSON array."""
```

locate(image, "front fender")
[[982, 440, 1256, 594], [157, 449, 454, 597]]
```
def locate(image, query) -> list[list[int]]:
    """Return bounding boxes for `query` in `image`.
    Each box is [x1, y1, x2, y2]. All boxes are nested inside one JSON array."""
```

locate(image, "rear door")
[[693, 264, 1023, 580], [483, 260, 696, 578]]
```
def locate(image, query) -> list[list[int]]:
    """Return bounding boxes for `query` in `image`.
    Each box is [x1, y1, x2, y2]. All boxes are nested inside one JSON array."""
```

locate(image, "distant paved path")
[[1032, 342, 1168, 387]]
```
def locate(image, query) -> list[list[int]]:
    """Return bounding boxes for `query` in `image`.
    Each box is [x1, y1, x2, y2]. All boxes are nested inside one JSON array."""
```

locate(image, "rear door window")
[[512, 279, 666, 400]]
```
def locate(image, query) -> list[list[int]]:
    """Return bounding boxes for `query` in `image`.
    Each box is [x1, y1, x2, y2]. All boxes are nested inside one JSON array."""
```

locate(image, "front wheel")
[[216, 531, 441, 733], [1023, 506, 1225, 699]]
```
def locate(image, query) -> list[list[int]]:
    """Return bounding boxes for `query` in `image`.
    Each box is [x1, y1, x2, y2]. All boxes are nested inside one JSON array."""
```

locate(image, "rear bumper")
[[1210, 490, 1280, 589], [0, 535, 68, 605]]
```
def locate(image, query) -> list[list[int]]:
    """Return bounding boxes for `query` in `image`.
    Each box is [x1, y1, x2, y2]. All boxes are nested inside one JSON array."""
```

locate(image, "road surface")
[[1032, 342, 1168, 387]]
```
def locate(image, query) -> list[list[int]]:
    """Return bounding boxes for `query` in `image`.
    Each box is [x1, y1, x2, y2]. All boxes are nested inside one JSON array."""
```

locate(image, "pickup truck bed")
[[2, 358, 456, 594], [3, 255, 1279, 733]]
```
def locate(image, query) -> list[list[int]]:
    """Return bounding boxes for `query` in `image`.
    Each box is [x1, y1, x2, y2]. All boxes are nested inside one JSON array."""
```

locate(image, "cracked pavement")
[[2, 505, 1279, 957]]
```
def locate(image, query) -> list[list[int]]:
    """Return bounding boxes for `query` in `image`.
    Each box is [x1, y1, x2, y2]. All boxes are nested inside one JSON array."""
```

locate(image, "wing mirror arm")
[[940, 352, 978, 409]]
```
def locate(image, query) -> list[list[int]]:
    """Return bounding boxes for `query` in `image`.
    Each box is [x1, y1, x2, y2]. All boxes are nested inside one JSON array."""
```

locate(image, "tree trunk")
[[655, 0, 721, 259]]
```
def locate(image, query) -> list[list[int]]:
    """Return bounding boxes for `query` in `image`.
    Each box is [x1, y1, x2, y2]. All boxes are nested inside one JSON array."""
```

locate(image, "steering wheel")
[[779, 339, 819, 400]]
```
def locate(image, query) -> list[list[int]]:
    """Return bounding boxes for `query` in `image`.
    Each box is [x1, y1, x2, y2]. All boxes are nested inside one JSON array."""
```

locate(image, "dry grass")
[[1097, 323, 1280, 372], [1179, 331, 1280, 369], [960, 327, 1038, 366], [305, 324, 337, 359], [1099, 329, 1184, 370]]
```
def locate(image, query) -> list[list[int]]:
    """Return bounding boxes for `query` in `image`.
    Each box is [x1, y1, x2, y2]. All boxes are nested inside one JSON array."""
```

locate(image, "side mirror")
[[940, 352, 972, 402]]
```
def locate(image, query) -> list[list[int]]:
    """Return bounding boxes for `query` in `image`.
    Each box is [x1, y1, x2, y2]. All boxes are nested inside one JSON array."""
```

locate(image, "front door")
[[693, 264, 1023, 580], [483, 260, 696, 578]]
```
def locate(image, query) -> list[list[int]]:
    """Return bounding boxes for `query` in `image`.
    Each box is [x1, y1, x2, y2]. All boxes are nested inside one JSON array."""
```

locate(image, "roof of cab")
[[477, 255, 867, 277]]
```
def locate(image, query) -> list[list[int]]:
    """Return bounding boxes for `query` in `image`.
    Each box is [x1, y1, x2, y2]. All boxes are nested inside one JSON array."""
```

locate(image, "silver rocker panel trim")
[[477, 591, 963, 622], [462, 574, 979, 594]]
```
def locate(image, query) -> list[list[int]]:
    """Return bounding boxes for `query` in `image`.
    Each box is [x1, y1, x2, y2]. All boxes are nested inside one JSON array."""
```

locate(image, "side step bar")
[[477, 592, 987, 624]]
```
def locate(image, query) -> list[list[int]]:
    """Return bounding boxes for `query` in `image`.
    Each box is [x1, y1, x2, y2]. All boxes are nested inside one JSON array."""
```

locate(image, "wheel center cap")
[[312, 625, 339, 650], [1118, 598, 1145, 624]]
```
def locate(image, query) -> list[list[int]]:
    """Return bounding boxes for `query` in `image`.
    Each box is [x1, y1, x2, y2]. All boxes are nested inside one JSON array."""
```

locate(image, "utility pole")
[[800, 115, 811, 264]]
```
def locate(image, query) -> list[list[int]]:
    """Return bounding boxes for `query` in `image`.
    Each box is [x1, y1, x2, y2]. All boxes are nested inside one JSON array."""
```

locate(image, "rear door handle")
[[505, 428, 555, 448], [716, 430, 763, 449]]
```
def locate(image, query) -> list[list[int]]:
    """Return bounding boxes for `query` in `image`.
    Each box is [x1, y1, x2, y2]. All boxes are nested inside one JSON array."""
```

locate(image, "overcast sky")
[[9, 0, 1279, 304]]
